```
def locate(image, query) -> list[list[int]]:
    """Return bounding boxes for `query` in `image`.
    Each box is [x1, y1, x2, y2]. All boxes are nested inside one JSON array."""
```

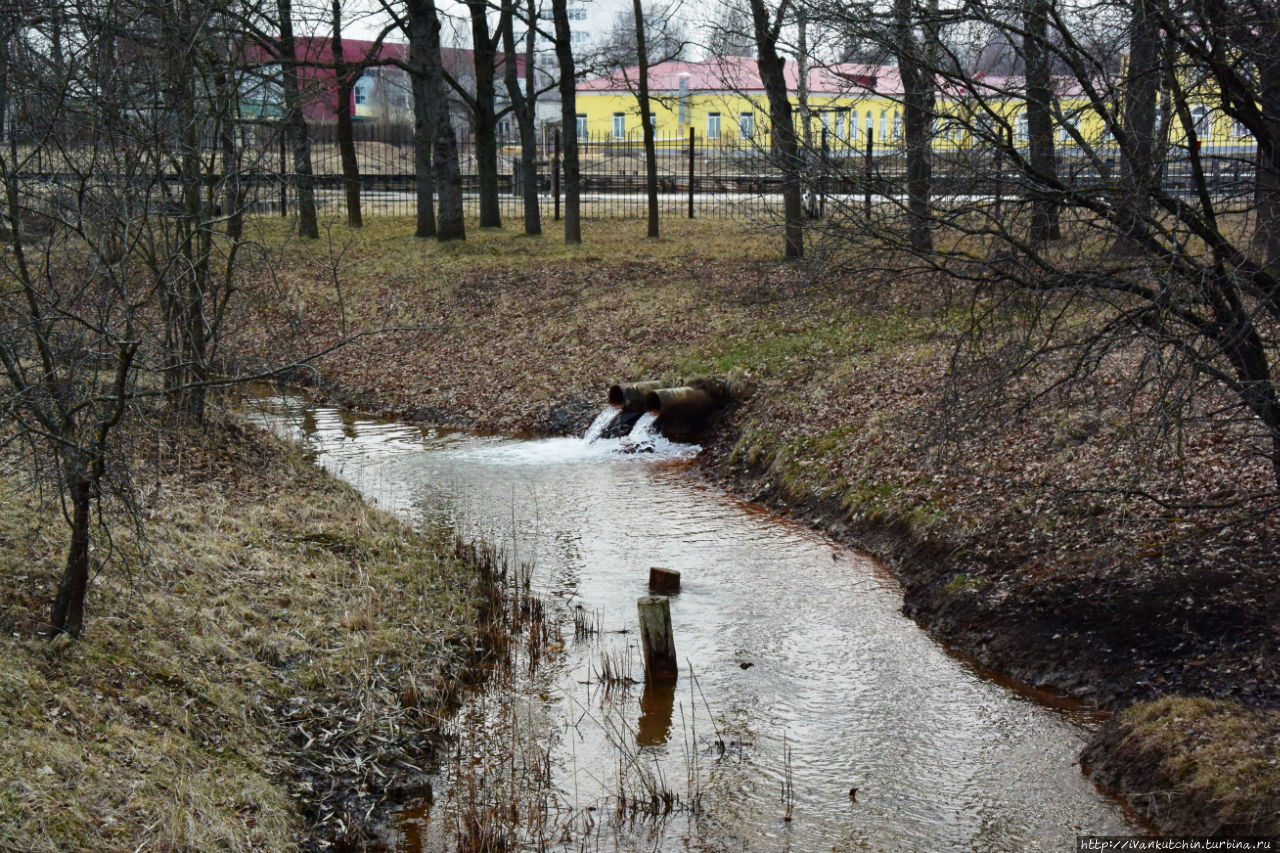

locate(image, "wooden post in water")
[[637, 596, 678, 684]]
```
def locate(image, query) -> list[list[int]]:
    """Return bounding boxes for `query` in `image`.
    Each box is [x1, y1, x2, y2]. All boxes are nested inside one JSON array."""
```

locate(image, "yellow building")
[[575, 57, 906, 150], [576, 57, 1254, 153]]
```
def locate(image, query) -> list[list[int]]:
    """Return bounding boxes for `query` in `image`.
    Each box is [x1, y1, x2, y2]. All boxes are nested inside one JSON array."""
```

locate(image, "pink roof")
[[579, 56, 904, 96], [580, 58, 1090, 101]]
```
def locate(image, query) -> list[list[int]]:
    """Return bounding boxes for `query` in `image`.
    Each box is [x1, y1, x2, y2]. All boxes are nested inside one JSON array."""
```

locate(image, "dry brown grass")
[[0, 413, 486, 852], [1084, 696, 1280, 834]]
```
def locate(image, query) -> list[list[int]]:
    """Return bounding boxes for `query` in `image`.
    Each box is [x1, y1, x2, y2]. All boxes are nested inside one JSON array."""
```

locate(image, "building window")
[[865, 111, 874, 142], [739, 112, 754, 139], [612, 112, 626, 139], [1058, 112, 1080, 143], [893, 111, 901, 140], [353, 84, 369, 106], [850, 110, 859, 141], [833, 112, 844, 139], [879, 110, 887, 141], [576, 113, 588, 138], [1015, 112, 1028, 143], [707, 111, 721, 140], [649, 112, 657, 131], [1190, 104, 1211, 140]]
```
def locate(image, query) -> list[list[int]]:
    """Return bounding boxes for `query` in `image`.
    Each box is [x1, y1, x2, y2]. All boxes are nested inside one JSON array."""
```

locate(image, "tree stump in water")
[[637, 596, 678, 684], [648, 567, 681, 594]]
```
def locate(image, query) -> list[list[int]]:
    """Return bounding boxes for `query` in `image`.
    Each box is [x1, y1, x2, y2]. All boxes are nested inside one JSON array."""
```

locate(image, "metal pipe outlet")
[[643, 386, 716, 422], [608, 380, 664, 413]]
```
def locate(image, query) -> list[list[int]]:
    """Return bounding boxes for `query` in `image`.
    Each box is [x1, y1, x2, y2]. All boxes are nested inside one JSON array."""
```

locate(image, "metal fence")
[[272, 121, 1263, 223], [9, 118, 1260, 224]]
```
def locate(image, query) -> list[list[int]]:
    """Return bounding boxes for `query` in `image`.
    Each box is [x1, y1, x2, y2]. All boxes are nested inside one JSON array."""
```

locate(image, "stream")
[[251, 396, 1140, 851]]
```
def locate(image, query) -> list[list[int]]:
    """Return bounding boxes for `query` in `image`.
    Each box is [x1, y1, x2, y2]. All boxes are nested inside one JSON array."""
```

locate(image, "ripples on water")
[[249, 398, 1138, 852]]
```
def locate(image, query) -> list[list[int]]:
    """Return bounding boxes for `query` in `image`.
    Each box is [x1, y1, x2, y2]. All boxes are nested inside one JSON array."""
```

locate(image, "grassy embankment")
[[246, 213, 1279, 835], [0, 414, 495, 851]]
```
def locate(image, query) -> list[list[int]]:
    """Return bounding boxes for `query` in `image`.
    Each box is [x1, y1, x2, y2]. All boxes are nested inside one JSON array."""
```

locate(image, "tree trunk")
[[278, 0, 318, 239], [502, 0, 541, 235], [748, 0, 803, 258], [1252, 59, 1280, 270], [797, 11, 811, 152], [217, 64, 245, 242], [332, 0, 363, 228], [895, 0, 933, 253], [407, 0, 465, 241], [632, 0, 660, 239], [551, 0, 581, 243], [1025, 0, 1060, 244], [410, 35, 437, 238], [468, 0, 502, 229], [49, 473, 92, 638], [166, 26, 210, 423], [1112, 0, 1158, 254]]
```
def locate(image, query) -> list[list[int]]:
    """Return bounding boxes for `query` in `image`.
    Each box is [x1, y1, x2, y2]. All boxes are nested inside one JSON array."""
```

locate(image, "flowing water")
[[250, 397, 1140, 851]]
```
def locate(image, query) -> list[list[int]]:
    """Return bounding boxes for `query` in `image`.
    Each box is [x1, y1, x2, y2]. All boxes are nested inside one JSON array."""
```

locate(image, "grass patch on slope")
[[0, 414, 485, 852]]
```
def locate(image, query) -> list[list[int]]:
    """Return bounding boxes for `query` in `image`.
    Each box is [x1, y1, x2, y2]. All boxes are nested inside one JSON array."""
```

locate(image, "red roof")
[[248, 38, 525, 78], [246, 38, 527, 121]]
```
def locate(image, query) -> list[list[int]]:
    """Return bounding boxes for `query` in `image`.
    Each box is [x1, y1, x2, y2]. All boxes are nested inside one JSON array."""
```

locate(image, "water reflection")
[[248, 396, 1140, 852], [637, 683, 676, 747]]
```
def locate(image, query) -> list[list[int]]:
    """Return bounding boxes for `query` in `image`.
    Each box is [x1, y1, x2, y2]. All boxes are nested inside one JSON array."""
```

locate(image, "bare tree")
[[704, 0, 756, 58], [405, 0, 466, 240], [893, 0, 937, 252], [632, 0, 660, 237], [502, 0, 542, 236], [1024, 0, 1060, 243], [748, 0, 803, 257], [801, 0, 1280, 492], [599, 0, 689, 239], [410, 19, 438, 237], [0, 0, 404, 639], [550, 0, 582, 242], [1, 0, 264, 635], [465, 0, 509, 229], [331, 0, 363, 227], [278, 0, 321, 238], [1112, 0, 1159, 254]]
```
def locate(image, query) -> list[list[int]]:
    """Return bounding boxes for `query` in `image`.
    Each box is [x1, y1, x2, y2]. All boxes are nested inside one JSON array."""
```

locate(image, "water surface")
[[251, 397, 1138, 851]]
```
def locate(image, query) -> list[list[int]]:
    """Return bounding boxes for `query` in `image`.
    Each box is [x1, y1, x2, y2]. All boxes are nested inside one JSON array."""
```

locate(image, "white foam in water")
[[449, 409, 700, 465], [618, 411, 701, 458], [581, 406, 620, 443]]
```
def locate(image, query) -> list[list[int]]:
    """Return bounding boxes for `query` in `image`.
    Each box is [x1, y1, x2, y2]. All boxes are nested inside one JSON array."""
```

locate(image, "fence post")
[[688, 126, 696, 219], [553, 129, 561, 222], [279, 127, 288, 217], [865, 128, 873, 220]]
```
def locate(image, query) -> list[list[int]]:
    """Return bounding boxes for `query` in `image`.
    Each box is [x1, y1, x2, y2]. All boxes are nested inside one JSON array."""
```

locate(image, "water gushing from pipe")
[[582, 406, 621, 443]]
